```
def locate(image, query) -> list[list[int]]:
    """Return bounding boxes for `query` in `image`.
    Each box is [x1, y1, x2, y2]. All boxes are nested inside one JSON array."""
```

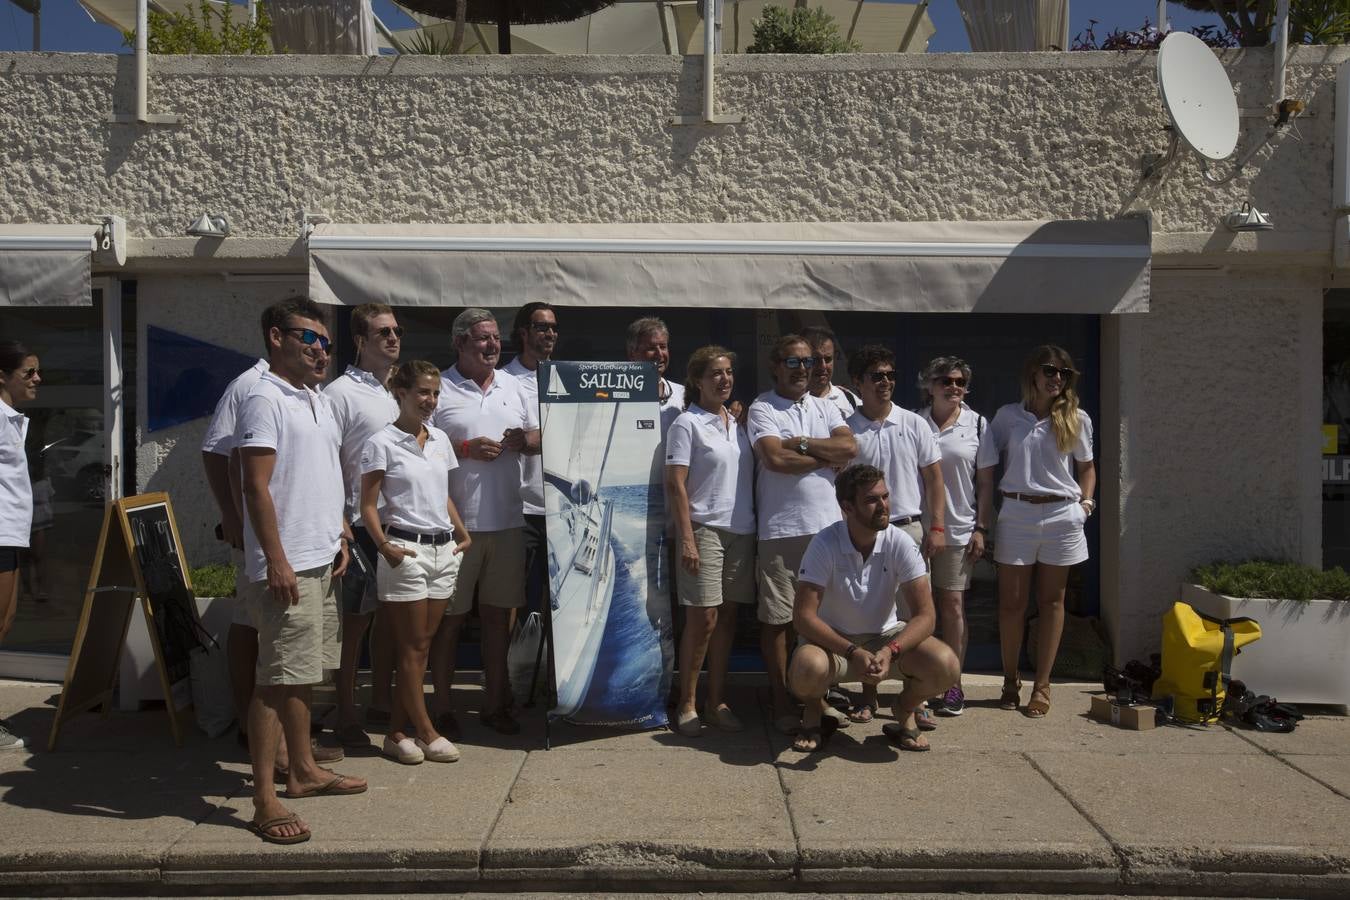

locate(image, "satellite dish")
[[1157, 32, 1239, 162]]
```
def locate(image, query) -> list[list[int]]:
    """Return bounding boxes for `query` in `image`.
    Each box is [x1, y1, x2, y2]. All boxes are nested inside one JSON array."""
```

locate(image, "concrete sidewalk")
[[0, 675, 1347, 897]]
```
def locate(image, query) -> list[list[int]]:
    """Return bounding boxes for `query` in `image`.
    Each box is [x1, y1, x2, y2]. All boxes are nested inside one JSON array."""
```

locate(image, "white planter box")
[[1181, 583, 1350, 708], [118, 595, 233, 711]]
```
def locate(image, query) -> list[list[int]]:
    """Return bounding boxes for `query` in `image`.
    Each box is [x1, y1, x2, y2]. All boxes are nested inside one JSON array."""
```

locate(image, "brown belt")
[[1002, 491, 1072, 505]]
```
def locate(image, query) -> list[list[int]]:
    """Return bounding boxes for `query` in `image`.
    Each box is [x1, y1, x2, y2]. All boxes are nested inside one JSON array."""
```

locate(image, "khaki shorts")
[[756, 533, 814, 626], [929, 544, 973, 592], [813, 627, 913, 684], [450, 528, 526, 616], [245, 565, 340, 687], [676, 525, 755, 608]]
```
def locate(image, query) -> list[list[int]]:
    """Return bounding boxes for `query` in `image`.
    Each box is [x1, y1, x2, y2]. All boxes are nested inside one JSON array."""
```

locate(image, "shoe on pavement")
[[0, 720, 24, 751], [311, 737, 345, 763], [936, 685, 965, 717], [415, 736, 461, 763], [675, 709, 702, 737], [382, 735, 424, 765]]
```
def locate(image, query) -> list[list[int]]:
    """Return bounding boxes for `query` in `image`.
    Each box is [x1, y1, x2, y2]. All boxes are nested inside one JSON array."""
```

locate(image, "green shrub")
[[190, 564, 237, 598], [123, 0, 272, 55], [747, 5, 860, 54], [1191, 560, 1350, 602]]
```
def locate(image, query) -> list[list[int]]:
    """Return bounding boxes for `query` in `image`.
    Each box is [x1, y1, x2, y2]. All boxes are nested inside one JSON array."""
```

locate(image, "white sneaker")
[[415, 736, 461, 763], [0, 721, 23, 751], [382, 735, 423, 765]]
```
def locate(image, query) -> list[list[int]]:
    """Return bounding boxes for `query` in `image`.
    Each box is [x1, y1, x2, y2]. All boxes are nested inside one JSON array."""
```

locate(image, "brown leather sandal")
[[998, 677, 1022, 711], [1023, 683, 1051, 718]]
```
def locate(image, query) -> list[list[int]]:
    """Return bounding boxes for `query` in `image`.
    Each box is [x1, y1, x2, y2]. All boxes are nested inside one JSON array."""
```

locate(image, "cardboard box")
[[1089, 695, 1158, 730]]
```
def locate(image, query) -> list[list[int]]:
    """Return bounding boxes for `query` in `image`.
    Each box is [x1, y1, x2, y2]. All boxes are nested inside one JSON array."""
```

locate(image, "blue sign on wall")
[[146, 326, 257, 433]]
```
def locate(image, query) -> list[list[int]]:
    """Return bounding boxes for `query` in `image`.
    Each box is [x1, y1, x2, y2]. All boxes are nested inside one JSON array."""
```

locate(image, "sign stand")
[[49, 493, 198, 750]]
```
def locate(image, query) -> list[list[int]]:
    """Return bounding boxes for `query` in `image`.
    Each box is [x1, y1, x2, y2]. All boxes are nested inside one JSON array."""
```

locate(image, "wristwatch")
[[795, 436, 809, 455]]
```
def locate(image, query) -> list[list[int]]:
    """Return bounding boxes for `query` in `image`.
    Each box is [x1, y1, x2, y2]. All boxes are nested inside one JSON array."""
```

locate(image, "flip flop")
[[915, 706, 938, 732], [883, 722, 930, 752], [847, 702, 875, 724], [249, 813, 311, 845], [790, 716, 838, 753], [283, 772, 368, 799]]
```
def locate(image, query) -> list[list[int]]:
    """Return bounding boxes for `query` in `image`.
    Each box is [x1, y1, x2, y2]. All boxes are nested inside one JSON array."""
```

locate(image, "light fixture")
[[186, 213, 230, 238], [1223, 202, 1274, 232]]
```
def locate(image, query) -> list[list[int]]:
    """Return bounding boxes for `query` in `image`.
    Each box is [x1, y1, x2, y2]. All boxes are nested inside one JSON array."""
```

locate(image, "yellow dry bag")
[[1152, 601, 1261, 724]]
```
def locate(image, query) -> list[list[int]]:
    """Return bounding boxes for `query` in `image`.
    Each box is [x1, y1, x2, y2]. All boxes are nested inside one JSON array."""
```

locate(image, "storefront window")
[[1323, 289, 1350, 569]]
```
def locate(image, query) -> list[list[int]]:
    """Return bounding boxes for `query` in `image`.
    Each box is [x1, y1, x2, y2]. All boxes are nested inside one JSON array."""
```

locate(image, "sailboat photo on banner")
[[539, 360, 672, 728]]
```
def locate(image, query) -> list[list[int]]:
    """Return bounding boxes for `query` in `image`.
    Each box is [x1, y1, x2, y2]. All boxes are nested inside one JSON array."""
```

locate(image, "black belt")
[[386, 525, 455, 546], [891, 515, 921, 527], [1002, 491, 1072, 505]]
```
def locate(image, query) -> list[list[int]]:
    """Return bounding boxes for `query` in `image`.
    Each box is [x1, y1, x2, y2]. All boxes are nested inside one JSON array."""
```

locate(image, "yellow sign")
[[1324, 424, 1339, 455]]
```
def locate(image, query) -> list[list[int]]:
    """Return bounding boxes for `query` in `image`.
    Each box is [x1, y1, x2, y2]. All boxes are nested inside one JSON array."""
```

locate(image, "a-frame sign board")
[[49, 493, 197, 750]]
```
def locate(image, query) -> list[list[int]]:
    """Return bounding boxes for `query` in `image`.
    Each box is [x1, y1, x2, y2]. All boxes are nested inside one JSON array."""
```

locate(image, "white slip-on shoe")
[[415, 736, 461, 763], [382, 735, 424, 765]]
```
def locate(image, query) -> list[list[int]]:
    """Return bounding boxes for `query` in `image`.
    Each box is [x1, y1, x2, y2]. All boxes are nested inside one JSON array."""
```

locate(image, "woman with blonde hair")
[[975, 345, 1096, 719]]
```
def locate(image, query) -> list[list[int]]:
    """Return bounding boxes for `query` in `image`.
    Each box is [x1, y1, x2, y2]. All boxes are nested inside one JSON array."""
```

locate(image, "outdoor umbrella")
[[399, 0, 615, 52]]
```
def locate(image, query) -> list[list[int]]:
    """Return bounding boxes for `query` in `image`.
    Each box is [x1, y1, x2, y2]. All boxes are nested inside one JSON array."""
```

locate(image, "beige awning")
[[308, 220, 1150, 314], [0, 226, 96, 306]]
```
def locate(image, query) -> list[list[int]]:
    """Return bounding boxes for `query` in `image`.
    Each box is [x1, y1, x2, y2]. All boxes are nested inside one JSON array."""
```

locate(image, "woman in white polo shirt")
[[360, 360, 471, 765], [976, 345, 1096, 719], [0, 341, 40, 751], [665, 346, 756, 737], [917, 356, 991, 718]]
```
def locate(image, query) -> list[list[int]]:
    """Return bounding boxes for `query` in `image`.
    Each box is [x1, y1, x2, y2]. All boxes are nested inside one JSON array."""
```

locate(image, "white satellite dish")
[[1157, 32, 1239, 162]]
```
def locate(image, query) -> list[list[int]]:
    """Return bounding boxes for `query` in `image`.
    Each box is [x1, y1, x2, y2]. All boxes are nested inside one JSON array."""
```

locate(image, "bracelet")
[[929, 525, 945, 533], [974, 525, 989, 535], [460, 440, 470, 457], [843, 642, 859, 659], [379, 540, 391, 549], [887, 640, 902, 657]]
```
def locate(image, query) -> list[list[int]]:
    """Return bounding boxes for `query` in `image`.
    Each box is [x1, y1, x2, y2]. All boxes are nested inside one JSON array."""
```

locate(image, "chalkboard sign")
[[49, 493, 201, 749]]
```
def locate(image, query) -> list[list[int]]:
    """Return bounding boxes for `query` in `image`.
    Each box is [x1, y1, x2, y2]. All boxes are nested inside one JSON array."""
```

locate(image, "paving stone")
[[1277, 755, 1350, 799]]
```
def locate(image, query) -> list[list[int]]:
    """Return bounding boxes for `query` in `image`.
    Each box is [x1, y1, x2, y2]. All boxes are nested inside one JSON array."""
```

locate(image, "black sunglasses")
[[867, 370, 897, 383], [783, 356, 818, 370], [283, 327, 332, 353], [1039, 364, 1076, 380], [370, 326, 404, 339], [934, 376, 967, 388], [530, 322, 559, 333]]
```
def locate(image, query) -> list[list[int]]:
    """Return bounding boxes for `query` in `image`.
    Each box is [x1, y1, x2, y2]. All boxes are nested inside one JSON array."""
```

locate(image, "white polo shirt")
[[920, 404, 985, 546], [818, 384, 860, 418], [846, 403, 941, 521], [0, 399, 33, 547], [236, 372, 345, 584], [658, 378, 685, 440], [746, 391, 846, 541], [976, 403, 1094, 499], [323, 365, 398, 522], [359, 423, 458, 534], [201, 358, 268, 456], [504, 356, 544, 517], [665, 404, 755, 535], [798, 520, 927, 636], [433, 365, 539, 532]]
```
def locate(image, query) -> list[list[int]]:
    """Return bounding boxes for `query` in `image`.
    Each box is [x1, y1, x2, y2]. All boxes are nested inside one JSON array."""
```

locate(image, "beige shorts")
[[756, 533, 814, 626], [245, 565, 340, 687], [676, 524, 756, 608], [814, 627, 913, 684], [450, 528, 526, 616], [894, 519, 923, 549], [929, 544, 974, 592], [377, 536, 462, 603]]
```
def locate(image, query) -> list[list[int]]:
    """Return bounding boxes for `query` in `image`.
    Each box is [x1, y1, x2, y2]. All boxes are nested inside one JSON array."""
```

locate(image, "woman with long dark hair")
[[976, 346, 1096, 718], [0, 340, 41, 749]]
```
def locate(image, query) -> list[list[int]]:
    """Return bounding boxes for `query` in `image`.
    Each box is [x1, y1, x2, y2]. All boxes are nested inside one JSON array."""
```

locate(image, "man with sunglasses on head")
[[747, 334, 857, 736], [801, 325, 860, 418], [322, 304, 401, 748], [236, 297, 366, 845], [627, 317, 683, 439]]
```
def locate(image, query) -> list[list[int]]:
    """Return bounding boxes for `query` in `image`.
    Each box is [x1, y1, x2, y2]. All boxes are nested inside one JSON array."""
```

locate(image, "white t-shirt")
[[747, 391, 846, 540], [665, 404, 755, 535], [201, 359, 268, 455], [846, 403, 942, 520], [504, 356, 544, 517], [977, 403, 1094, 499], [919, 404, 985, 546], [798, 520, 928, 636], [658, 378, 685, 440], [433, 365, 539, 532], [817, 384, 860, 419], [236, 372, 345, 583], [359, 423, 459, 534], [0, 399, 32, 547], [323, 365, 398, 522]]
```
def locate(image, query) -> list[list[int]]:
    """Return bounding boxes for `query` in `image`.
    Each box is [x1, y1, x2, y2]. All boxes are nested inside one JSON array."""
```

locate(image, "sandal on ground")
[[774, 713, 801, 735], [249, 813, 311, 845], [703, 705, 744, 732], [283, 772, 368, 799], [882, 722, 931, 752], [791, 716, 838, 753], [847, 701, 876, 724], [915, 705, 938, 732], [675, 709, 702, 737], [999, 677, 1022, 711], [1024, 684, 1051, 719]]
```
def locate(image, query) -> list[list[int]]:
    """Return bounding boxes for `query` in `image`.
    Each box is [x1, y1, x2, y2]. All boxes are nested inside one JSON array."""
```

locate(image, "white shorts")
[[993, 498, 1088, 567], [376, 536, 462, 603]]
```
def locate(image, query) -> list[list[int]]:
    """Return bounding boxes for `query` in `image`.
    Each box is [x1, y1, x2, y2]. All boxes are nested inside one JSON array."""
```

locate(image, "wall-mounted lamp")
[[1223, 202, 1274, 232], [186, 213, 231, 238]]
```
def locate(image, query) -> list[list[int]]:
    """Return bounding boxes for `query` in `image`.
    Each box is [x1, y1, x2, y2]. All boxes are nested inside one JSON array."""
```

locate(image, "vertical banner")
[[539, 361, 672, 727]]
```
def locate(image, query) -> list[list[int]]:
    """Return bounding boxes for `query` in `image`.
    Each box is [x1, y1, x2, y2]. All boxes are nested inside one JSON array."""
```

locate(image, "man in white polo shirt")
[[237, 297, 366, 845], [323, 303, 400, 747], [747, 334, 857, 735], [801, 325, 861, 418], [626, 316, 684, 438], [788, 464, 960, 753], [432, 308, 540, 736]]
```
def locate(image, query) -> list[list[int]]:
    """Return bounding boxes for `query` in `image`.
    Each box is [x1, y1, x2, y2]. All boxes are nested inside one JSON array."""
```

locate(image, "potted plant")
[[1183, 561, 1350, 709], [189, 563, 238, 638]]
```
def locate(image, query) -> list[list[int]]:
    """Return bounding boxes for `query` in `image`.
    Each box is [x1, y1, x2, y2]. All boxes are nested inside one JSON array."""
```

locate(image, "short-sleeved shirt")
[[846, 403, 942, 520], [433, 365, 539, 532], [359, 423, 458, 533], [0, 399, 32, 547], [323, 365, 398, 521], [747, 391, 846, 540], [658, 378, 686, 440], [818, 384, 860, 418], [236, 372, 345, 584], [201, 359, 268, 456], [665, 404, 755, 535], [504, 357, 544, 517], [976, 403, 1094, 499], [798, 520, 928, 636], [919, 404, 985, 546]]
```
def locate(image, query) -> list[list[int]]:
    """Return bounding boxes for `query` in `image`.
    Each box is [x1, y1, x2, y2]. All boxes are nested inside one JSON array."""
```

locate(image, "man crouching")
[[788, 464, 960, 753]]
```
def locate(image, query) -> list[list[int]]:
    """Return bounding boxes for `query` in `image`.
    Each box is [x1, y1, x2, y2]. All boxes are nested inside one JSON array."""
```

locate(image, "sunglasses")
[[933, 376, 967, 388], [529, 322, 559, 334], [867, 370, 897, 383], [1039, 364, 1076, 380], [283, 327, 332, 353], [19, 367, 40, 380], [370, 326, 404, 339], [782, 356, 818, 370]]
